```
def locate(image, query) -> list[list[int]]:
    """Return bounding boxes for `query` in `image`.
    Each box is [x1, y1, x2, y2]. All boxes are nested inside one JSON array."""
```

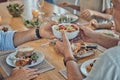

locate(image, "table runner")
[[59, 64, 85, 79], [0, 54, 55, 76]]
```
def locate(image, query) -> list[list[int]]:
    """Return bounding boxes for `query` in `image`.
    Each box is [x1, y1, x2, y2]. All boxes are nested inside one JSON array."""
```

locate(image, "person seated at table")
[[58, 0, 114, 30], [0, 21, 55, 80], [56, 0, 120, 80]]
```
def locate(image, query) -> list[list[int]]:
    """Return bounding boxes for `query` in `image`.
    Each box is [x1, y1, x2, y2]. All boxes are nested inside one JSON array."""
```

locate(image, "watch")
[[63, 57, 77, 66], [35, 28, 42, 39]]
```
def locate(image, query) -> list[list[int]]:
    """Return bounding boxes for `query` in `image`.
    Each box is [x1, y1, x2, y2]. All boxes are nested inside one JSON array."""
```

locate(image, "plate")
[[52, 14, 79, 23], [76, 50, 95, 59], [80, 59, 96, 76], [95, 29, 119, 38], [6, 50, 44, 67]]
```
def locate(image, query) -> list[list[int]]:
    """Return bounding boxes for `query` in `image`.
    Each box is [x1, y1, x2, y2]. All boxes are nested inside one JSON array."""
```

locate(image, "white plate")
[[6, 50, 44, 67], [52, 14, 79, 23], [95, 29, 119, 38], [76, 50, 95, 58], [80, 59, 96, 76]]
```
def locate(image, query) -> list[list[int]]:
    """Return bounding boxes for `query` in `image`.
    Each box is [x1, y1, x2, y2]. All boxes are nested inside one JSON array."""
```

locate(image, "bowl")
[[7, 3, 24, 17], [52, 23, 79, 39]]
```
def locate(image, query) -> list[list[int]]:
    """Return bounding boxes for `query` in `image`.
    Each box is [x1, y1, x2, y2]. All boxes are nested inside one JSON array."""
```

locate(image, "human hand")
[[39, 21, 56, 39], [57, 2, 69, 7], [89, 19, 98, 29], [56, 31, 74, 58], [6, 67, 40, 80], [80, 26, 98, 43], [80, 9, 96, 20]]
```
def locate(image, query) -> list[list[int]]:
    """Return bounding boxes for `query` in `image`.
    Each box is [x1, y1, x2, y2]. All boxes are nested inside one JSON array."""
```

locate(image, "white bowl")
[[52, 23, 79, 39]]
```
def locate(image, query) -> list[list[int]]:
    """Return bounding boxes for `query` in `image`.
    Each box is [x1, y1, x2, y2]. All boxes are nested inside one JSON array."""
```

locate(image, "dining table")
[[0, 1, 104, 80]]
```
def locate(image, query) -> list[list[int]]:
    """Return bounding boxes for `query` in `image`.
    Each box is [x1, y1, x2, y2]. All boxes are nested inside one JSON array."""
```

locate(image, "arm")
[[93, 11, 112, 20], [67, 5, 80, 11], [57, 2, 80, 11], [66, 60, 82, 80], [14, 21, 55, 47], [92, 22, 114, 29], [80, 9, 112, 20], [56, 31, 83, 80], [80, 27, 119, 48], [93, 33, 119, 48], [0, 21, 55, 51]]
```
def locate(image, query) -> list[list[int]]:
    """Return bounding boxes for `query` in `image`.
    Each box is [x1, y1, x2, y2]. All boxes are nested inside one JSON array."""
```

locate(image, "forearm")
[[94, 11, 112, 20], [97, 22, 113, 29], [95, 33, 119, 48], [14, 29, 38, 47], [67, 5, 80, 11], [64, 51, 82, 80], [66, 61, 82, 80]]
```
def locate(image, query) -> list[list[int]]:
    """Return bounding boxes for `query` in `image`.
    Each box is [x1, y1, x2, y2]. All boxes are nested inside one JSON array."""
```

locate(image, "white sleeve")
[[102, 0, 112, 12], [85, 49, 119, 80]]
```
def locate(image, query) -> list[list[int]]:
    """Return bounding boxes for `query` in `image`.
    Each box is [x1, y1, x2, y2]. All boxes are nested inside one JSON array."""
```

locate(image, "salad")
[[56, 24, 78, 32]]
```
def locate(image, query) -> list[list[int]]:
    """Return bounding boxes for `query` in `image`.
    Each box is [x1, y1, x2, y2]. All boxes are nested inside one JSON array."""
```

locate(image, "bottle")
[[22, 0, 33, 20]]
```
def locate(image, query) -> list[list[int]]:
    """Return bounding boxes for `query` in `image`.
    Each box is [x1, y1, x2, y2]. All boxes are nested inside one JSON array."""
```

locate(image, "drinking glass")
[[37, 0, 45, 18]]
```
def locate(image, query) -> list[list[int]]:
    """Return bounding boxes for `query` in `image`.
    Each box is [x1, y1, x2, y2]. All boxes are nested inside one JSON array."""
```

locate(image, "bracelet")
[[63, 57, 77, 66], [35, 28, 42, 39]]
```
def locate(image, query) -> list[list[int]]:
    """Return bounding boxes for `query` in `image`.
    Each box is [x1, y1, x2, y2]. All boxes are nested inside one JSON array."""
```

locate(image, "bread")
[[16, 47, 34, 58]]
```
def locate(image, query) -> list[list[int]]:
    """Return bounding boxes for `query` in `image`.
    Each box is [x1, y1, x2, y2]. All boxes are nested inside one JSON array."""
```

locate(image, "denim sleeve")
[[0, 31, 16, 51]]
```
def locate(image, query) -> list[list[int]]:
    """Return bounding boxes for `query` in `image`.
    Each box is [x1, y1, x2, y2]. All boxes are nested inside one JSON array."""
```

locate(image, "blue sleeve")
[[0, 31, 16, 51]]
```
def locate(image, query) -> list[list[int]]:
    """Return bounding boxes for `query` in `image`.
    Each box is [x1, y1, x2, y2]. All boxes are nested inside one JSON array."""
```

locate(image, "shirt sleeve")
[[0, 31, 16, 51], [85, 47, 120, 80], [102, 0, 112, 12]]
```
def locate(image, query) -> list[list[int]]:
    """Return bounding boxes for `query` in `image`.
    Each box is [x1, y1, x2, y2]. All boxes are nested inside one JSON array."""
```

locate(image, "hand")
[[80, 26, 98, 43], [39, 21, 56, 39], [56, 31, 74, 58], [80, 9, 96, 20], [6, 67, 40, 80], [89, 19, 99, 29], [57, 2, 69, 7]]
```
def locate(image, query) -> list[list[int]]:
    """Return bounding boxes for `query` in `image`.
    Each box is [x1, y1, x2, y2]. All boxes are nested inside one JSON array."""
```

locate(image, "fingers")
[[61, 31, 69, 44]]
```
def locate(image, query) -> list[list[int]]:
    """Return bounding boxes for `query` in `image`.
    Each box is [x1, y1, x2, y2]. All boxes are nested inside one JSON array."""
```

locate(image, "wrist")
[[35, 27, 42, 39], [63, 56, 77, 66]]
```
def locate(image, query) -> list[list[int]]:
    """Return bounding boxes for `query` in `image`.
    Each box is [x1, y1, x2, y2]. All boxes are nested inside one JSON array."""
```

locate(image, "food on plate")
[[52, 23, 79, 39], [16, 47, 34, 58], [13, 47, 39, 67], [74, 42, 97, 54], [23, 19, 40, 28], [15, 52, 39, 67], [0, 26, 8, 32], [58, 15, 74, 23], [56, 24, 78, 32], [86, 60, 96, 72]]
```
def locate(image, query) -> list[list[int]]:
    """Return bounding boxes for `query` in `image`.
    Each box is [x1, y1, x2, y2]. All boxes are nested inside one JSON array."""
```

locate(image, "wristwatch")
[[35, 28, 42, 39], [63, 57, 77, 66]]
